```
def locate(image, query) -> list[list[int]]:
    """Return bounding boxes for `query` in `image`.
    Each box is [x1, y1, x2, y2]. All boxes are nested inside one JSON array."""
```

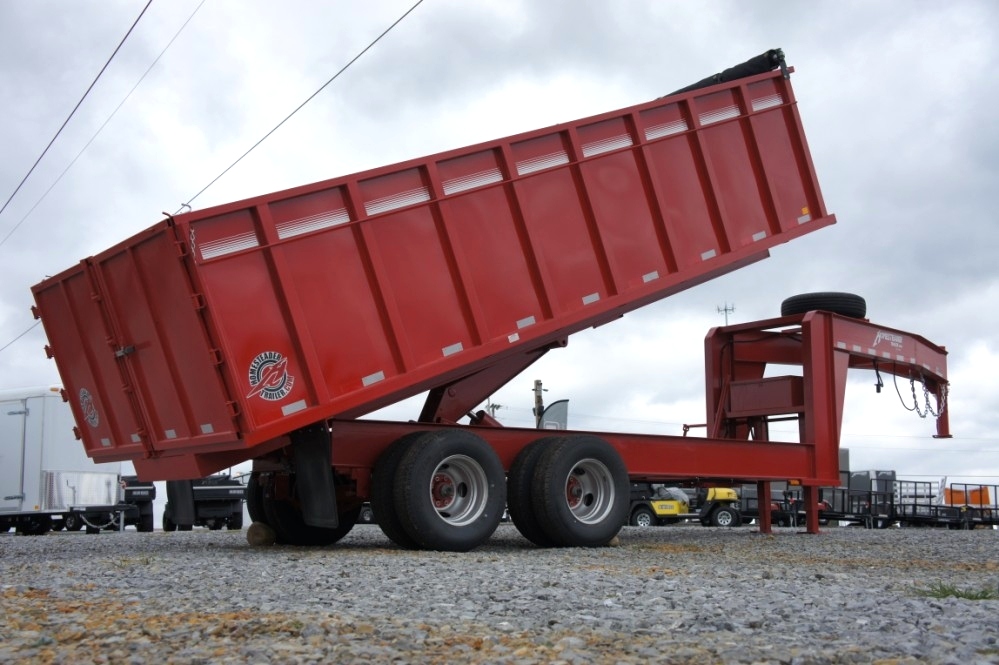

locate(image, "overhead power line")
[[0, 0, 205, 249], [0, 1, 154, 225], [175, 0, 427, 213]]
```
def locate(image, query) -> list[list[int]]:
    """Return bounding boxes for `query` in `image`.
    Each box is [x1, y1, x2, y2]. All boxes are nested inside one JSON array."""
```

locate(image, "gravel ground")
[[1, 523, 998, 664]]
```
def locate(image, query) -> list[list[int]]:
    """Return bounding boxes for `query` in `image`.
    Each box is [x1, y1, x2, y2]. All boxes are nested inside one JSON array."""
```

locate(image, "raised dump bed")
[[30, 51, 951, 550]]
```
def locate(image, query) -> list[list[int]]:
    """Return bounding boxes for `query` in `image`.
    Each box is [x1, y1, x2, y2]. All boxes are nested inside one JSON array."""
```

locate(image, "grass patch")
[[914, 582, 999, 600]]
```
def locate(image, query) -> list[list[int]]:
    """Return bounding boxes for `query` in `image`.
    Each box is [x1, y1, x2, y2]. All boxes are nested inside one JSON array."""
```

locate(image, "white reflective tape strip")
[[199, 231, 260, 260], [362, 371, 385, 387], [442, 168, 503, 195], [508, 332, 520, 343], [516, 316, 536, 329], [581, 134, 633, 157], [701, 249, 717, 261], [643, 271, 660, 283], [699, 105, 740, 125], [582, 293, 600, 305], [798, 214, 812, 224], [516, 151, 569, 175], [276, 208, 351, 239], [852, 345, 863, 352], [897, 355, 906, 362], [200, 423, 214, 434], [165, 429, 177, 439], [836, 342, 847, 350], [868, 348, 877, 355], [281, 399, 307, 416], [364, 187, 430, 215], [882, 351, 892, 359], [131, 433, 141, 443], [442, 342, 464, 357], [101, 438, 112, 447], [752, 231, 767, 242], [644, 119, 688, 140], [751, 94, 783, 112]]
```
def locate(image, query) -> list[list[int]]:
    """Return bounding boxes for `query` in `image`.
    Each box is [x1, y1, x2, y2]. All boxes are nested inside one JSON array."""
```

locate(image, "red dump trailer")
[[31, 50, 949, 549]]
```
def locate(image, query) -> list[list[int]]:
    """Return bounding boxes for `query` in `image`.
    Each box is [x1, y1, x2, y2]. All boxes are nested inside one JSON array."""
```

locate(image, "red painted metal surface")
[[32, 64, 837, 480]]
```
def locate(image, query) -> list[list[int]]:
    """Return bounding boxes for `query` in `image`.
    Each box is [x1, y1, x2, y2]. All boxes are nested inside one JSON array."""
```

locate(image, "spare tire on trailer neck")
[[781, 292, 867, 319]]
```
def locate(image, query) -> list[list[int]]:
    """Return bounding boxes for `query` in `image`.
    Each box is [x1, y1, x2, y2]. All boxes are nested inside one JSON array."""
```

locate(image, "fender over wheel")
[[393, 429, 506, 552], [530, 435, 629, 547]]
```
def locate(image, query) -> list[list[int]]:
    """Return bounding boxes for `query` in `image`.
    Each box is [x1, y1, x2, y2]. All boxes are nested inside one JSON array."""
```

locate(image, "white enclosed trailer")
[[0, 386, 154, 534]]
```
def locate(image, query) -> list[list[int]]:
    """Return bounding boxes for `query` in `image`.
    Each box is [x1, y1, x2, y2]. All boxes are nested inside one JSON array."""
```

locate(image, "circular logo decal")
[[246, 351, 295, 401], [80, 388, 99, 428]]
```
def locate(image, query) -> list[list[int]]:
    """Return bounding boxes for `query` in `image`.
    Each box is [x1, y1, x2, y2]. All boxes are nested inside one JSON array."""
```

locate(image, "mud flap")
[[166, 480, 196, 526], [292, 425, 339, 529]]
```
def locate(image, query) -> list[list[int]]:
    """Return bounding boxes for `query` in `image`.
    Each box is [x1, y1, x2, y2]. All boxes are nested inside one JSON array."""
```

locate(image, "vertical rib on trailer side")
[[32, 63, 834, 479]]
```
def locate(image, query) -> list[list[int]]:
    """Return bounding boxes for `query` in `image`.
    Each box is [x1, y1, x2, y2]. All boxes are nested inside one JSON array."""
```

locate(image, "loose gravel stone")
[[1, 524, 997, 663]]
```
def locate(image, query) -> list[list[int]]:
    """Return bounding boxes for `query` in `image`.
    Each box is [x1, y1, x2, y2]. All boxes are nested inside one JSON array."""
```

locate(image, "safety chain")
[[910, 377, 948, 419], [80, 511, 121, 531]]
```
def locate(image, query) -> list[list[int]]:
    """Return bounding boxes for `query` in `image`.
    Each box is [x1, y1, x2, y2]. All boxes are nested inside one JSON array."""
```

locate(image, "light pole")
[[717, 302, 735, 325]]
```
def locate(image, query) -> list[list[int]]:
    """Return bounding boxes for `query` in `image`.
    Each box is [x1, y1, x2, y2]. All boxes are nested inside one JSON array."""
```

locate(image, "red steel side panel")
[[32, 66, 835, 474]]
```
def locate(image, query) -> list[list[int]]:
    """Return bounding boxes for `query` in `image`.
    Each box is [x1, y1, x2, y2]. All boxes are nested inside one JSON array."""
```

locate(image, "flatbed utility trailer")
[[30, 50, 950, 550]]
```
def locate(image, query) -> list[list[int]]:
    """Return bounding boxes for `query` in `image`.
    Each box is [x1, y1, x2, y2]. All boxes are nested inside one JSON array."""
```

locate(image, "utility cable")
[[175, 0, 426, 214], [0, 1, 154, 224], [0, 321, 40, 354], [0, 0, 204, 249]]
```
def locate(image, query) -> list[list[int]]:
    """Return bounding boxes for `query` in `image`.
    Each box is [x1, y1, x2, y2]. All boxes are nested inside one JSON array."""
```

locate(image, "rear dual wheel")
[[371, 430, 506, 552], [258, 472, 360, 546], [508, 435, 629, 547]]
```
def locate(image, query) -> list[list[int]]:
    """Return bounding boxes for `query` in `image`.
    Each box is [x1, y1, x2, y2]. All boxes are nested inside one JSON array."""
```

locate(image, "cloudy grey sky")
[[1, 0, 997, 489]]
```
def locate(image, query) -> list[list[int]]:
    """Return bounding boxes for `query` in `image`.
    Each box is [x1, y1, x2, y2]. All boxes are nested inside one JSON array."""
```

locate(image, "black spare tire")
[[781, 292, 866, 319]]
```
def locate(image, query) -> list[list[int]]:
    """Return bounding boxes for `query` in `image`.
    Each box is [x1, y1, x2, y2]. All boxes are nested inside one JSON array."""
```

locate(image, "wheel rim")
[[716, 510, 733, 526], [636, 512, 652, 527], [427, 454, 487, 527], [562, 458, 615, 525]]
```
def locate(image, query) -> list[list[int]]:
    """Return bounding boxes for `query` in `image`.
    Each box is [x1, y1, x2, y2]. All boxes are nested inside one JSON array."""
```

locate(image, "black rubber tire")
[[781, 292, 867, 318], [18, 515, 53, 536], [138, 512, 155, 533], [178, 524, 193, 532], [262, 476, 359, 546], [52, 519, 65, 531], [228, 509, 244, 530], [630, 506, 656, 528], [162, 513, 177, 532], [710, 506, 739, 527], [530, 435, 630, 547], [63, 513, 83, 532], [393, 430, 506, 552], [370, 432, 426, 549], [507, 438, 561, 547], [246, 472, 266, 524]]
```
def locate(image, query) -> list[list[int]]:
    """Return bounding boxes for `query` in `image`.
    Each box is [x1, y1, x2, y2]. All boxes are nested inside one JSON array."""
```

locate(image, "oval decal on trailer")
[[246, 351, 295, 401], [79, 388, 99, 427]]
